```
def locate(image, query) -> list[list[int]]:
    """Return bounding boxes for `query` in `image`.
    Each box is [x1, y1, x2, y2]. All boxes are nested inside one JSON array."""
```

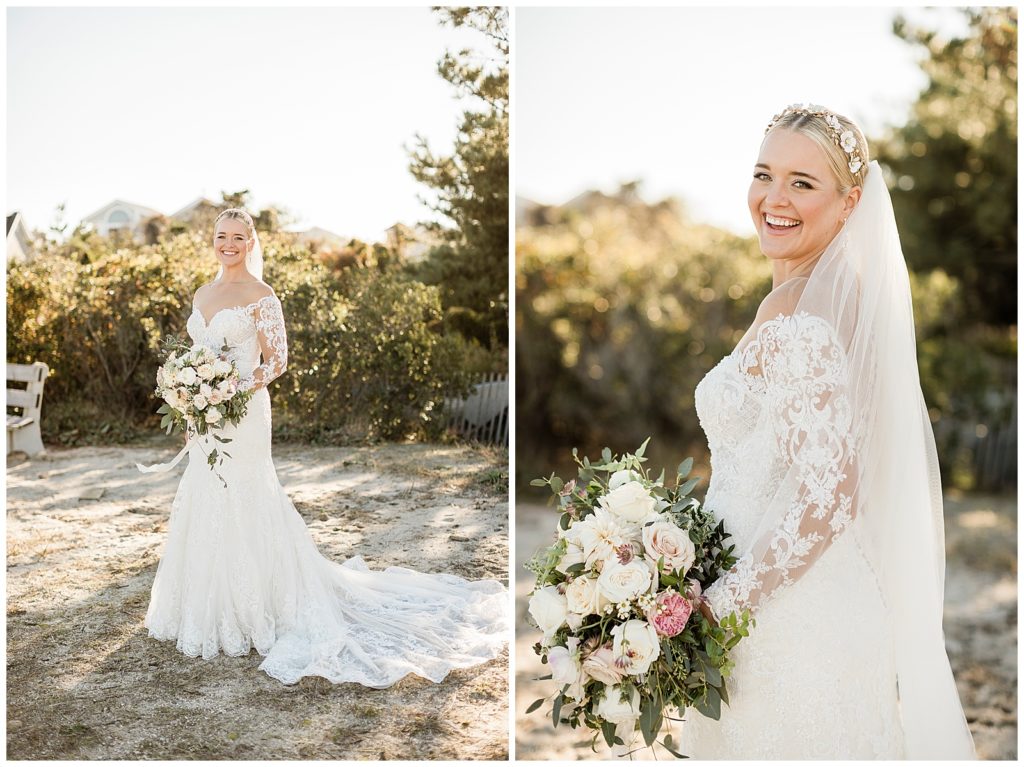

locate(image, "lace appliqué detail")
[[703, 311, 857, 618], [688, 311, 903, 759], [238, 295, 288, 392]]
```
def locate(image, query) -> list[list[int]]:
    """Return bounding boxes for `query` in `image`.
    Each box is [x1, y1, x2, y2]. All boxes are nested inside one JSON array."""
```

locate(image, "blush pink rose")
[[581, 644, 624, 685], [646, 591, 693, 637]]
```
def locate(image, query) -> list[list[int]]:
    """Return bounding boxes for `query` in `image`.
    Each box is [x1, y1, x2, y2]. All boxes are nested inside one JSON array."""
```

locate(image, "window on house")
[[107, 210, 130, 230]]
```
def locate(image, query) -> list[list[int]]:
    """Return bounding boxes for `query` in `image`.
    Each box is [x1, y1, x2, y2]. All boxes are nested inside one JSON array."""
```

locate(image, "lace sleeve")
[[239, 294, 288, 392], [703, 312, 858, 619]]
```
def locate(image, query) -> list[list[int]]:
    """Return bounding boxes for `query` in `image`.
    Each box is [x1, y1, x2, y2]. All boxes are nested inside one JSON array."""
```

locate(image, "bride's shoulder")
[[241, 280, 278, 304], [191, 281, 215, 305], [753, 277, 808, 325]]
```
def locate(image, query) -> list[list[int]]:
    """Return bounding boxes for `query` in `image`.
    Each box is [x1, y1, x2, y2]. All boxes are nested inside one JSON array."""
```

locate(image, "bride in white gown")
[[141, 208, 507, 687], [680, 105, 976, 759]]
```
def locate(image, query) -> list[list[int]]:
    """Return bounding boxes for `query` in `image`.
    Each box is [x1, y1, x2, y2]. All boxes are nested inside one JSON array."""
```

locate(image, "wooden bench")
[[7, 362, 49, 457]]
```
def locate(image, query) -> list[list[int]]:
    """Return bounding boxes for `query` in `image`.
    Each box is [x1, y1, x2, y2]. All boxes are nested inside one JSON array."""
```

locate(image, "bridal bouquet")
[[151, 336, 253, 478], [525, 440, 752, 758]]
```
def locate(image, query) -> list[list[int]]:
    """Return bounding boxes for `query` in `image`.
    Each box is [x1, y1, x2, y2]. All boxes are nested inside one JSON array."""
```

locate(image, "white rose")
[[207, 389, 224, 406], [213, 358, 232, 376], [177, 367, 198, 386], [608, 468, 640, 490], [548, 637, 585, 701], [611, 619, 661, 675], [528, 585, 568, 642], [564, 576, 607, 616], [597, 558, 653, 604], [570, 508, 632, 568], [597, 480, 657, 524], [642, 520, 696, 575], [192, 393, 208, 411], [595, 685, 640, 725], [555, 539, 586, 574], [196, 363, 215, 381], [204, 408, 223, 425]]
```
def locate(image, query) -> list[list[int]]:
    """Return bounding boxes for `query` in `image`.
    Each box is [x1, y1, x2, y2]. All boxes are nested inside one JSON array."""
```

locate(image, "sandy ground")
[[514, 494, 1017, 761], [6, 439, 509, 761]]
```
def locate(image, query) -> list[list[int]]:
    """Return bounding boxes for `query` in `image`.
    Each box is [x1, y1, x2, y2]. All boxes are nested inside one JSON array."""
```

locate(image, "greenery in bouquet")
[[525, 439, 753, 757], [153, 335, 254, 479]]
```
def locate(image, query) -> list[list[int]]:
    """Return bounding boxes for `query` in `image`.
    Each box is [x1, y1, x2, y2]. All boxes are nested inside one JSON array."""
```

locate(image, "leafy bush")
[[516, 190, 1013, 492], [7, 230, 486, 444], [516, 192, 770, 487]]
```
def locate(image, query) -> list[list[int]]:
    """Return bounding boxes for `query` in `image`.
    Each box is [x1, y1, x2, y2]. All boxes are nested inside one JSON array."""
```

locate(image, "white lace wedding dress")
[[144, 294, 507, 687], [682, 310, 904, 759]]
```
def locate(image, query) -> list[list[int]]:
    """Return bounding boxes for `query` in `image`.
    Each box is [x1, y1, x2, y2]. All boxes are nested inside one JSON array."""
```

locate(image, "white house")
[[82, 199, 162, 240], [6, 211, 33, 262], [170, 197, 219, 223], [295, 226, 348, 251]]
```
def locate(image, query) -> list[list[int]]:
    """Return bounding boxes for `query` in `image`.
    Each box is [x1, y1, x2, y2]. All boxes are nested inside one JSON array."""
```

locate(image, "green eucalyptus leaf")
[[600, 719, 617, 748], [660, 737, 688, 759], [639, 695, 658, 746], [677, 457, 693, 479], [678, 477, 699, 496]]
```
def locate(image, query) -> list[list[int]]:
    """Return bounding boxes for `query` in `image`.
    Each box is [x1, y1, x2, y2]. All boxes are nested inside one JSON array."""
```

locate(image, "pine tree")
[[875, 8, 1017, 327], [408, 7, 509, 351]]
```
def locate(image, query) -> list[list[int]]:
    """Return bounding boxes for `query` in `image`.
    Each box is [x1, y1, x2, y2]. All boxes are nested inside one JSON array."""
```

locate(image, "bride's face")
[[747, 129, 859, 267], [213, 218, 253, 272]]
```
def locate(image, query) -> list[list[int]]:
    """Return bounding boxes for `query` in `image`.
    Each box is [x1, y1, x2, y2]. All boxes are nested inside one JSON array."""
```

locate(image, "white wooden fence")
[[443, 372, 508, 445]]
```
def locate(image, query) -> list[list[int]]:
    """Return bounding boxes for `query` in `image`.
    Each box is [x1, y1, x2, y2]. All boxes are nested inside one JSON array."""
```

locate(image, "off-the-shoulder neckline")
[[192, 294, 278, 327]]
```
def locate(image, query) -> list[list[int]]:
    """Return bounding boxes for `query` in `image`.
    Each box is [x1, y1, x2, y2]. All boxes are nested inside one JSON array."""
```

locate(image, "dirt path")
[[6, 440, 509, 760], [514, 494, 1017, 760]]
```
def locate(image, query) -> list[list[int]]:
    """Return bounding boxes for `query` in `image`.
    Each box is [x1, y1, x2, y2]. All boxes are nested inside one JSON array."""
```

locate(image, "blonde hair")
[[214, 208, 255, 237], [766, 107, 868, 193]]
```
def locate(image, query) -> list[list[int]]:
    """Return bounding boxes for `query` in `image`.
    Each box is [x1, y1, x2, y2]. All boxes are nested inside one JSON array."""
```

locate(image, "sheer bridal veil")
[[726, 160, 976, 759]]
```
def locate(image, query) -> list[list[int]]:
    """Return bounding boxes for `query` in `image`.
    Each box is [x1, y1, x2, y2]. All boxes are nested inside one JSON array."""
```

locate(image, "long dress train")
[[144, 295, 507, 687]]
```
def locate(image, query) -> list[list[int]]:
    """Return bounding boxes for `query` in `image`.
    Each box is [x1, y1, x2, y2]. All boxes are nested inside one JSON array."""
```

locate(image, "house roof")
[[170, 197, 218, 220], [82, 199, 162, 222], [294, 226, 347, 245]]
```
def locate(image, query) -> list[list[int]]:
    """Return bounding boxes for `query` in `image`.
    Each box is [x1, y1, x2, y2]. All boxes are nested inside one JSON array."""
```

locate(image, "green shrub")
[[7, 230, 490, 445], [516, 192, 1014, 492]]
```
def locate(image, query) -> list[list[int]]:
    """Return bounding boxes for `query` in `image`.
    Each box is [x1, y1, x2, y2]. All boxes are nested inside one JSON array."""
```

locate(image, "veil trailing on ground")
[[703, 160, 976, 759]]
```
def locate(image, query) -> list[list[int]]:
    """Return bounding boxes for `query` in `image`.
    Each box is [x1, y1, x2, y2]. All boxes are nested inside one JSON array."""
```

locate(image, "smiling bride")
[[142, 208, 508, 688]]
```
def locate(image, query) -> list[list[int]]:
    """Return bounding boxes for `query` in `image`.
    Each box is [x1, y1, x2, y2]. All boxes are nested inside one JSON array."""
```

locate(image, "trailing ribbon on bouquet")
[[136, 435, 194, 474]]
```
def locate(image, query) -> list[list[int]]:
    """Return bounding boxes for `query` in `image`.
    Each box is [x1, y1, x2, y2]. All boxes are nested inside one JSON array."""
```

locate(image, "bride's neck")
[[772, 254, 820, 289], [219, 263, 254, 283]]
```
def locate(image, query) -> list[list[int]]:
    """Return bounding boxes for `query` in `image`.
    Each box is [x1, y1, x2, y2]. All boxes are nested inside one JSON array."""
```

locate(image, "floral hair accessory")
[[766, 103, 865, 180]]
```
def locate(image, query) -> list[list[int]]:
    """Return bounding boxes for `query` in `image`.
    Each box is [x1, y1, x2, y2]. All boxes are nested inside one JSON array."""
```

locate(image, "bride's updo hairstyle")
[[214, 208, 256, 238], [764, 104, 869, 194]]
